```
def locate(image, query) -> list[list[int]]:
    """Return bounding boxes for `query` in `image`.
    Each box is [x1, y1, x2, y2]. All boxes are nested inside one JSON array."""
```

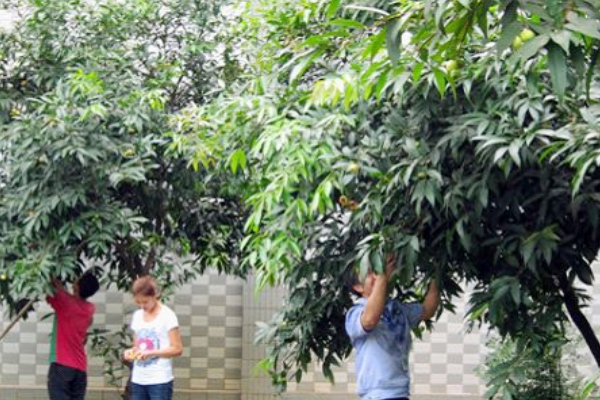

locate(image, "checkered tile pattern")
[[0, 269, 243, 397], [241, 276, 285, 400], [280, 286, 490, 398], [2, 264, 600, 399], [278, 267, 600, 398]]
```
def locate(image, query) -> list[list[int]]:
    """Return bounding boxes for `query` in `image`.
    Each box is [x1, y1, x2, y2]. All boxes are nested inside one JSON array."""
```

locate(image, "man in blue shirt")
[[345, 255, 440, 400]]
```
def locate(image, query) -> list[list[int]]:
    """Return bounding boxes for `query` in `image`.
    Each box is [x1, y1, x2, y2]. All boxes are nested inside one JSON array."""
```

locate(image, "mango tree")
[[172, 0, 600, 389], [0, 0, 245, 393]]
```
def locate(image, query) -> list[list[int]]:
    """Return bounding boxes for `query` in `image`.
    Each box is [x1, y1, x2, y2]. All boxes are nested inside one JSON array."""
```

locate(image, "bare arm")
[[360, 274, 387, 330], [421, 280, 440, 321], [360, 254, 395, 331]]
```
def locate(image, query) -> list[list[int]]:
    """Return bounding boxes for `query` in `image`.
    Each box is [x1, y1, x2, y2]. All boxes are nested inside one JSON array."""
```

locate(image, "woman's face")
[[134, 294, 158, 313]]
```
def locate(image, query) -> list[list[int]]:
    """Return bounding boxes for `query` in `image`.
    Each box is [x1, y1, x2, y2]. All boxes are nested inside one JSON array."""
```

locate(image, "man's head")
[[345, 267, 377, 298], [74, 272, 100, 299]]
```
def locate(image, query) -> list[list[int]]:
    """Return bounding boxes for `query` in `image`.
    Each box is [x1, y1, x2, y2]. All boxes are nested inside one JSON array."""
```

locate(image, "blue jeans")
[[131, 381, 173, 400]]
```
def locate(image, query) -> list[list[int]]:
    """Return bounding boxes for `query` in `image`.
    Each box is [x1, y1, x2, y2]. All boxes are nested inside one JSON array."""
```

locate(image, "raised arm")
[[421, 280, 440, 321], [360, 254, 395, 331]]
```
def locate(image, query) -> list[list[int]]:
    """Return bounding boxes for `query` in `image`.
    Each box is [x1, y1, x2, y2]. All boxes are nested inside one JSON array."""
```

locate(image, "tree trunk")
[[559, 273, 600, 368]]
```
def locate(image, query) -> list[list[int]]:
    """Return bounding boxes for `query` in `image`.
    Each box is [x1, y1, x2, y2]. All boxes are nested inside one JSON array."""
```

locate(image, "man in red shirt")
[[46, 272, 99, 400]]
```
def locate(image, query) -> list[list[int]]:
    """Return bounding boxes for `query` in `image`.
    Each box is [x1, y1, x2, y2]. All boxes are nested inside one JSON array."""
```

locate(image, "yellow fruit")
[[122, 149, 135, 157], [347, 162, 360, 174], [0, 274, 7, 281], [519, 28, 535, 42], [512, 36, 523, 50], [417, 171, 427, 180], [442, 60, 458, 74], [9, 108, 20, 117], [338, 195, 348, 206], [347, 200, 359, 211]]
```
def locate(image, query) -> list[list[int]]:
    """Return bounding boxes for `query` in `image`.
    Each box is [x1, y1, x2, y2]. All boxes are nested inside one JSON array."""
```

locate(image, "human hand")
[[123, 348, 137, 362], [136, 349, 154, 360]]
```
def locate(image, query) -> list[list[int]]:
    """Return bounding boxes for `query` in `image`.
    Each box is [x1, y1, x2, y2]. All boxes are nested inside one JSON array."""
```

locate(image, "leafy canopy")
[[0, 0, 245, 315], [170, 0, 600, 388]]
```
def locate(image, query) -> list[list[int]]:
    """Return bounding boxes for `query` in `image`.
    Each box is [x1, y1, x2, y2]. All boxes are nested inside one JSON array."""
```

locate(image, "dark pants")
[[131, 381, 173, 400], [47, 362, 87, 400]]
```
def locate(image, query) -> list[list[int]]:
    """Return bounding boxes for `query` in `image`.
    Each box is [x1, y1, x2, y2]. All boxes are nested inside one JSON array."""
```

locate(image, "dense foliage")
[[170, 0, 600, 388], [0, 0, 245, 313], [2, 0, 600, 394]]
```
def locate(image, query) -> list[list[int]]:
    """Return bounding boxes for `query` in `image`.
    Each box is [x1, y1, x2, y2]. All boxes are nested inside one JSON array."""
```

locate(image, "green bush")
[[479, 333, 597, 400]]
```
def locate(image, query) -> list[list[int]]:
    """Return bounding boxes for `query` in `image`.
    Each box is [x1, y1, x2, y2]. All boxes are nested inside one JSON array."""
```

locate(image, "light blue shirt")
[[345, 298, 423, 400]]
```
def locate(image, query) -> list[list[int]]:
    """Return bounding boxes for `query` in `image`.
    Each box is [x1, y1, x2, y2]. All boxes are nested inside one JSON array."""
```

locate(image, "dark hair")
[[78, 273, 100, 299], [132, 276, 159, 297], [344, 266, 362, 297]]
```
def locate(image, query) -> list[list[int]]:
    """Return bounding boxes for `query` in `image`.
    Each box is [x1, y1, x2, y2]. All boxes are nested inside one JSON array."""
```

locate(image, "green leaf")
[[344, 4, 389, 16], [549, 30, 571, 54], [326, 0, 341, 19], [359, 251, 371, 277], [230, 149, 247, 174], [432, 68, 446, 97], [497, 2, 519, 54], [412, 62, 424, 83], [492, 284, 510, 302], [365, 30, 386, 59], [289, 49, 325, 85], [547, 43, 568, 97], [517, 33, 550, 61], [521, 240, 536, 266], [329, 19, 366, 29], [508, 140, 521, 167], [510, 281, 520, 305], [565, 11, 600, 39], [370, 251, 383, 274], [409, 236, 420, 252], [424, 181, 436, 206], [385, 18, 403, 64], [572, 157, 595, 194], [571, 45, 586, 77]]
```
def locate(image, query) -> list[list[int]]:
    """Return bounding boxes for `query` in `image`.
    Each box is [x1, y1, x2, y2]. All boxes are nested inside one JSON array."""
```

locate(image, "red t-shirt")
[[47, 288, 95, 372]]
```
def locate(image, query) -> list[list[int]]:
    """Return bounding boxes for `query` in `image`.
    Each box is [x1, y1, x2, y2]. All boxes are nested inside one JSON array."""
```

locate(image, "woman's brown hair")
[[132, 276, 159, 297]]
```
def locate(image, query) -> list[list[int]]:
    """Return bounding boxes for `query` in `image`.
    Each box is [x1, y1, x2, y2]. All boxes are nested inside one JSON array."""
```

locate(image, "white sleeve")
[[165, 307, 179, 331], [345, 304, 368, 341], [130, 310, 140, 332]]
